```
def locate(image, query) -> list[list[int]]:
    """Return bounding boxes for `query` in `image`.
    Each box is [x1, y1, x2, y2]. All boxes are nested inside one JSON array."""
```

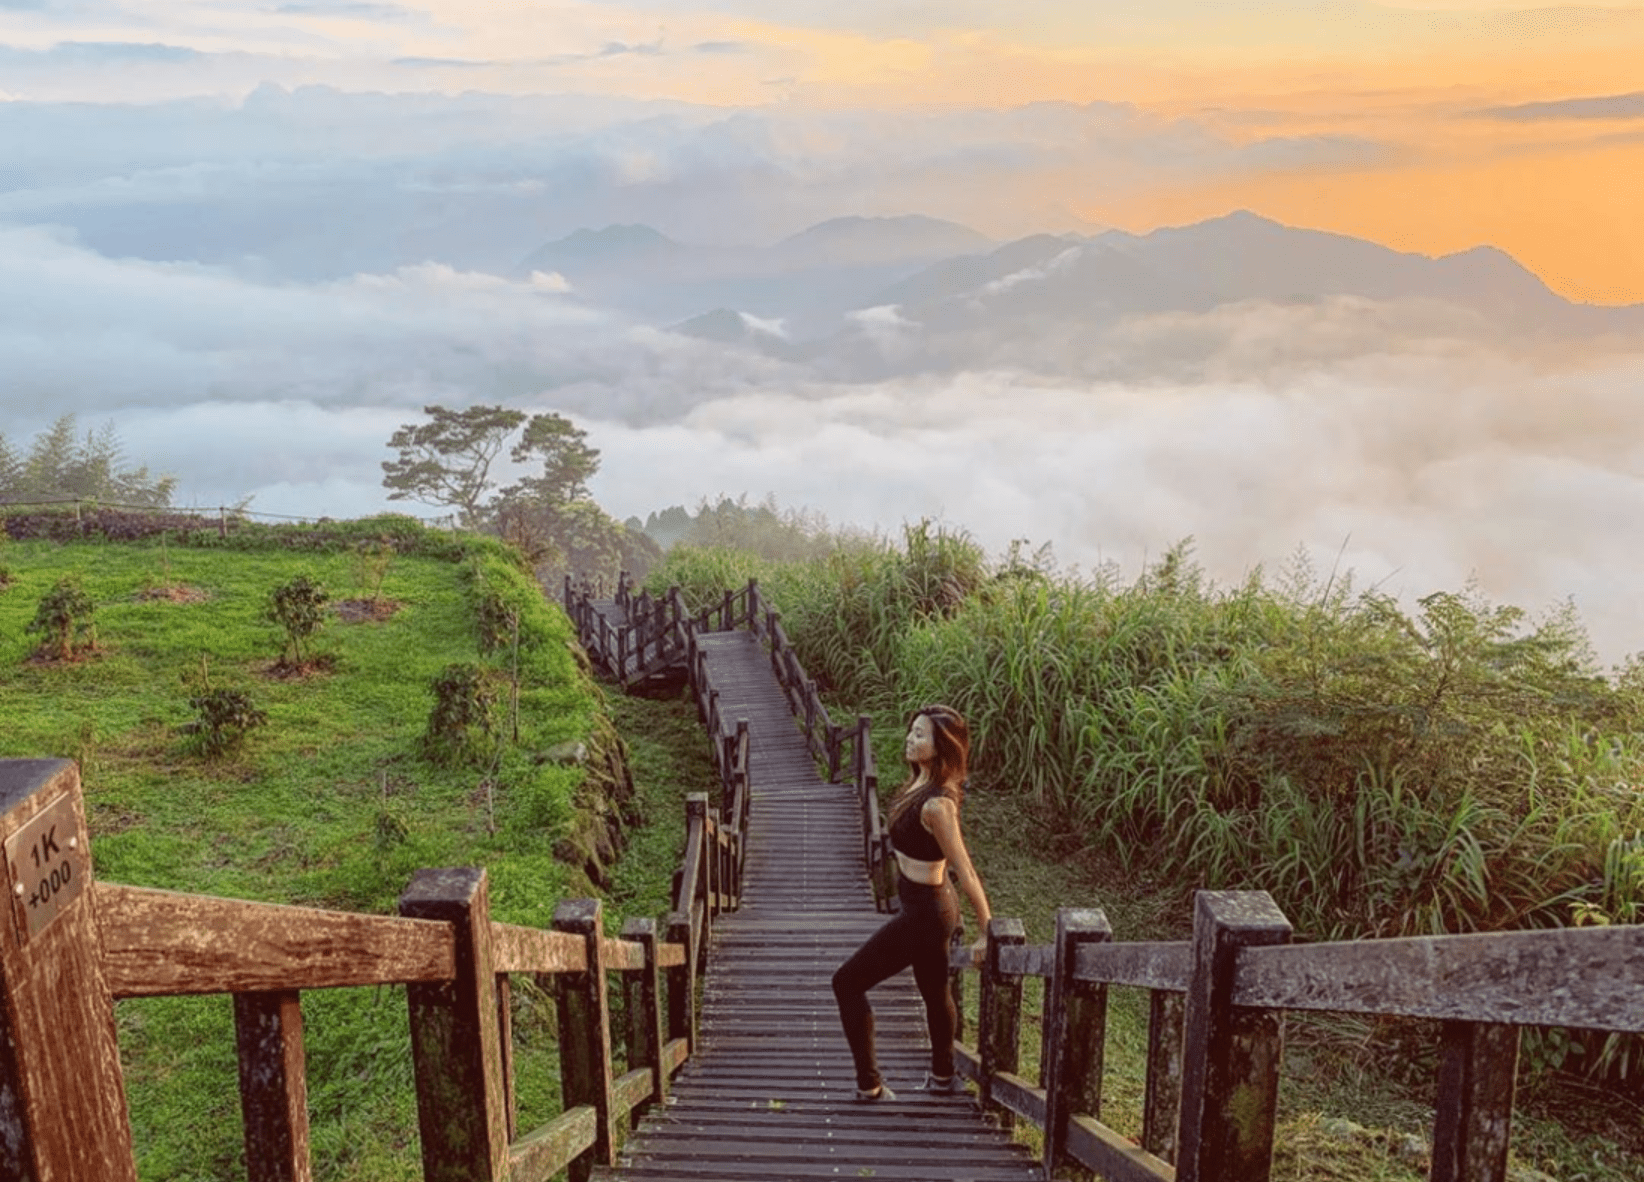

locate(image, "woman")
[[831, 703, 993, 1100]]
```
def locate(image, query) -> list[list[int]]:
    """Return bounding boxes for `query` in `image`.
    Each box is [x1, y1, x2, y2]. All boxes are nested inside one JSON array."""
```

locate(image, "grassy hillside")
[[0, 519, 616, 1180]]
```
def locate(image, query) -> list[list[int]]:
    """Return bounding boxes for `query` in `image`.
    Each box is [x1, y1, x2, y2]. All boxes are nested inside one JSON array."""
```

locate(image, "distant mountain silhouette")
[[801, 210, 1644, 379], [516, 224, 684, 279], [868, 210, 1629, 338], [671, 307, 804, 359], [513, 215, 994, 333], [772, 215, 992, 268], [514, 211, 1640, 368]]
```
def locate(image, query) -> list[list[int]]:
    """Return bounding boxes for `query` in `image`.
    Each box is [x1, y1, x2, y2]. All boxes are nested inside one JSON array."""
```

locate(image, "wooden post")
[[1143, 989, 1186, 1164], [1175, 890, 1291, 1182], [979, 917, 1026, 1130], [686, 794, 710, 948], [233, 990, 313, 1182], [665, 909, 697, 1052], [1431, 1021, 1520, 1182], [0, 759, 138, 1182], [398, 867, 509, 1182], [1043, 908, 1111, 1177], [622, 917, 667, 1124], [553, 899, 617, 1182], [734, 719, 750, 832], [948, 926, 967, 1042], [720, 588, 732, 630]]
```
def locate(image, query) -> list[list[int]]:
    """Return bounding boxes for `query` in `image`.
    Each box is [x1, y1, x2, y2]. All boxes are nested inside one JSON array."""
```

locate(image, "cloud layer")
[[4, 220, 1639, 663]]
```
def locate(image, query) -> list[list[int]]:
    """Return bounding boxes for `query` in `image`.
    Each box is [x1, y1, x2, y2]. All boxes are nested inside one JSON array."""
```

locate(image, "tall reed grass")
[[647, 532, 1644, 1084]]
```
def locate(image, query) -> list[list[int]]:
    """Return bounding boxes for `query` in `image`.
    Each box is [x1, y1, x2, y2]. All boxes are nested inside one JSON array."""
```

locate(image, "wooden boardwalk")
[[598, 630, 1040, 1182]]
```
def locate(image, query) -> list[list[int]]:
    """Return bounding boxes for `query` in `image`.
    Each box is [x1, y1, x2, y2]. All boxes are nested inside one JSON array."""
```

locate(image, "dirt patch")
[[24, 646, 101, 667], [135, 584, 210, 604], [264, 653, 338, 680], [334, 597, 402, 623]]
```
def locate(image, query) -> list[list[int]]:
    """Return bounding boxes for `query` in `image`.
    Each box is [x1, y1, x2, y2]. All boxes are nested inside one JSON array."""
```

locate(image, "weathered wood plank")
[[490, 921, 584, 975], [1044, 908, 1110, 1177], [509, 1105, 598, 1182], [602, 937, 645, 972], [1431, 1021, 1520, 1182], [399, 867, 510, 1182], [622, 918, 667, 1118], [997, 943, 1053, 979], [0, 759, 138, 1182], [991, 1070, 1048, 1125], [980, 918, 1026, 1131], [663, 1036, 689, 1073], [1073, 940, 1190, 991], [1143, 989, 1185, 1164], [233, 990, 312, 1182], [1175, 891, 1290, 1182], [612, 1067, 654, 1121], [100, 882, 456, 996], [555, 899, 618, 1182], [1066, 1114, 1178, 1182], [1234, 925, 1644, 1031]]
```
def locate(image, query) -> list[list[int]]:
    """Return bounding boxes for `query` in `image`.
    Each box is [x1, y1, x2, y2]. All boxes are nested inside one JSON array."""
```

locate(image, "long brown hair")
[[886, 703, 970, 829]]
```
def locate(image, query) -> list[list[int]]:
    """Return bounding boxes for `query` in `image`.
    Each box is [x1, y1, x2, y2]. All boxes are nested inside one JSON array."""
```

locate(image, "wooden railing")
[[944, 891, 1644, 1182], [0, 757, 736, 1182], [571, 574, 902, 911]]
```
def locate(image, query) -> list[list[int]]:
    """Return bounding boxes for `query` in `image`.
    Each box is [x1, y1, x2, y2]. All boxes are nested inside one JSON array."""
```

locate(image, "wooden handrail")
[[1, 750, 721, 1182], [97, 882, 458, 997], [941, 897, 1644, 1182]]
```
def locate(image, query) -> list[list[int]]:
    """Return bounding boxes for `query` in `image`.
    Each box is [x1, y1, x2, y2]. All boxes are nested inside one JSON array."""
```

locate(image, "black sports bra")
[[888, 786, 947, 862]]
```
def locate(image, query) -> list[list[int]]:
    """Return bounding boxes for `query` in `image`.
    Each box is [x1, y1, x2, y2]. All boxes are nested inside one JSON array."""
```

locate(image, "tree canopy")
[[380, 404, 647, 584], [0, 414, 176, 507], [380, 404, 528, 528]]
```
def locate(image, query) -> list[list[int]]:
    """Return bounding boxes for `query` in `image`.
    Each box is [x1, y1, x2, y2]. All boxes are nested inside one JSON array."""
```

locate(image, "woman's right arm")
[[924, 797, 992, 962]]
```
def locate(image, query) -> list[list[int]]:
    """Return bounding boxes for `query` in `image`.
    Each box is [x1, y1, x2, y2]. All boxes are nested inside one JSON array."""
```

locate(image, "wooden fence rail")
[[0, 752, 737, 1182], [938, 894, 1644, 1182]]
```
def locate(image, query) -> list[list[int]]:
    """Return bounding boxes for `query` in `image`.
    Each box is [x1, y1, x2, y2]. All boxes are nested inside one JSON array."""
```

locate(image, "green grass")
[[0, 532, 609, 1181]]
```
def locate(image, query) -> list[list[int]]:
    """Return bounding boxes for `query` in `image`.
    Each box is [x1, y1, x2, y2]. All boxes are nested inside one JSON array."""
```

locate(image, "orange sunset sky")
[[4, 0, 1643, 303]]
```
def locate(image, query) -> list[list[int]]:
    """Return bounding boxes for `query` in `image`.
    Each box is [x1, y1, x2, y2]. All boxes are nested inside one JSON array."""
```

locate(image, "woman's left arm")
[[924, 797, 992, 963]]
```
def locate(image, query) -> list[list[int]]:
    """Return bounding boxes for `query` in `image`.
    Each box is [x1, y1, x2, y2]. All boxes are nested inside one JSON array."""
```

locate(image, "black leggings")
[[832, 877, 961, 1091]]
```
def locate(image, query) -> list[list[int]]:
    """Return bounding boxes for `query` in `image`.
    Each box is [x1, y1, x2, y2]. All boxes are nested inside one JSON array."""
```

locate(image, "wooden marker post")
[[0, 758, 139, 1182]]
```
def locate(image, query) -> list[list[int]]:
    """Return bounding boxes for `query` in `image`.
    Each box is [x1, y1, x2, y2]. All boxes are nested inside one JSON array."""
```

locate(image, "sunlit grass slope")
[[0, 520, 603, 1180]]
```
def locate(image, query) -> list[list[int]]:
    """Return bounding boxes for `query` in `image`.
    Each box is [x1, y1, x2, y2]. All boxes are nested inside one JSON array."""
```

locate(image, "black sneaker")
[[855, 1083, 896, 1101]]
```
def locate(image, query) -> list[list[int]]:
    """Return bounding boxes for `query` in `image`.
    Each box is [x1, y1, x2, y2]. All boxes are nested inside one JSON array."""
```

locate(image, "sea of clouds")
[[2, 90, 1641, 663]]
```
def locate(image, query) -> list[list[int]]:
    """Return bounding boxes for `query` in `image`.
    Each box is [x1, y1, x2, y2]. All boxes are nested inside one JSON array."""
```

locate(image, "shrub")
[[353, 540, 393, 605], [423, 661, 500, 767], [186, 688, 269, 757], [26, 575, 97, 660], [267, 574, 329, 665]]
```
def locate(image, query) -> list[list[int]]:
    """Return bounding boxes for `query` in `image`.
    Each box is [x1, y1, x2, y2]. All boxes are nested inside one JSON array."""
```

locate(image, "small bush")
[[423, 661, 500, 767], [353, 541, 393, 605], [475, 586, 518, 656], [187, 688, 269, 757], [267, 574, 329, 665], [26, 575, 97, 660]]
